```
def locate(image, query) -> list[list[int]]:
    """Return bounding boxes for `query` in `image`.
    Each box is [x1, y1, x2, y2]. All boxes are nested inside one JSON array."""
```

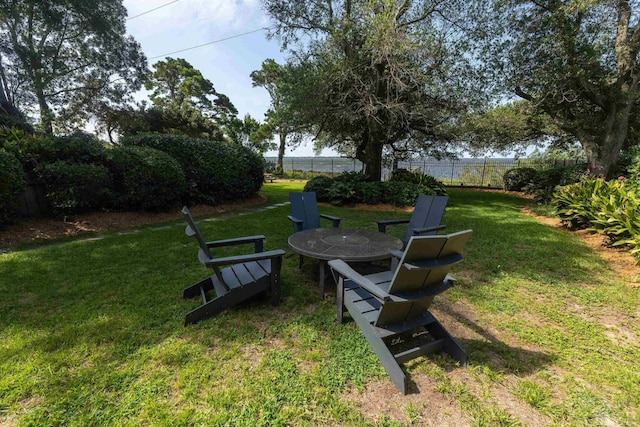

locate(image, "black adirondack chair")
[[181, 207, 285, 326], [288, 191, 341, 233], [329, 229, 473, 394], [288, 191, 341, 268], [377, 195, 448, 249]]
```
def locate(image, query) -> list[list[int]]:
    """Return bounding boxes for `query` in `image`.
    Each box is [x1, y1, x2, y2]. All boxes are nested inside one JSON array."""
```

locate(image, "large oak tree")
[[494, 0, 640, 178], [263, 0, 487, 181], [0, 0, 147, 133]]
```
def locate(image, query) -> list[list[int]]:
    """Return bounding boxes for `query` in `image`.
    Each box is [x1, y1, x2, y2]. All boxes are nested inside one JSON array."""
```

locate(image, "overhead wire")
[[148, 27, 273, 60], [126, 0, 181, 21]]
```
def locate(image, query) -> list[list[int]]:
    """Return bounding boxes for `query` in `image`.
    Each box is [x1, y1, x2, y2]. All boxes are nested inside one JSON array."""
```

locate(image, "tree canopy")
[[251, 58, 304, 174], [0, 0, 147, 133], [263, 0, 488, 181], [491, 0, 640, 178]]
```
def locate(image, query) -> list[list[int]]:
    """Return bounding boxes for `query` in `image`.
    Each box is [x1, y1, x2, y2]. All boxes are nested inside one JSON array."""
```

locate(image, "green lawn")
[[1, 183, 638, 426]]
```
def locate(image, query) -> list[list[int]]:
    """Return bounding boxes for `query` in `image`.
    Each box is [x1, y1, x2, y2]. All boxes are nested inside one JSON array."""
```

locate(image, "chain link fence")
[[265, 157, 583, 188]]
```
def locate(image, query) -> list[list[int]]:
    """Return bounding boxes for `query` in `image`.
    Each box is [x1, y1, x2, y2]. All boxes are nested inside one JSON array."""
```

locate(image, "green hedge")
[[0, 149, 26, 227], [121, 134, 264, 205], [34, 161, 111, 216], [107, 145, 187, 211]]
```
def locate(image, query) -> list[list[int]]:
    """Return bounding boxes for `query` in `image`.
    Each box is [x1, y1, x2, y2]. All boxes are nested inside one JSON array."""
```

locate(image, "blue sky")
[[122, 0, 332, 156]]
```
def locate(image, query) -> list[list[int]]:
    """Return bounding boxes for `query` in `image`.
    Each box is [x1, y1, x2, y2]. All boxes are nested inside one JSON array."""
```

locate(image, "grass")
[[1, 183, 639, 426]]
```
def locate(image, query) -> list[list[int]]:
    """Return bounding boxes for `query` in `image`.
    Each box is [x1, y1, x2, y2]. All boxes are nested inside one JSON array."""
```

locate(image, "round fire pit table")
[[288, 228, 403, 299]]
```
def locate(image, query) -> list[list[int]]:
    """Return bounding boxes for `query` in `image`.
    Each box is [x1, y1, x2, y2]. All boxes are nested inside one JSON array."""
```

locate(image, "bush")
[[553, 178, 640, 262], [389, 168, 422, 184], [525, 164, 588, 203], [2, 131, 108, 176], [419, 175, 447, 196], [355, 181, 385, 205], [382, 181, 430, 207], [0, 149, 26, 227], [552, 179, 605, 229], [303, 171, 443, 206], [107, 146, 187, 211], [503, 167, 537, 191], [121, 134, 263, 205], [34, 161, 111, 216], [303, 176, 334, 202]]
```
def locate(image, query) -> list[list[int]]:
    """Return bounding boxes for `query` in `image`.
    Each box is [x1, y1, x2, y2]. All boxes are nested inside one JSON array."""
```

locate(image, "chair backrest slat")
[[404, 195, 448, 244], [289, 192, 321, 230], [372, 230, 472, 327], [181, 206, 213, 259], [388, 229, 473, 295]]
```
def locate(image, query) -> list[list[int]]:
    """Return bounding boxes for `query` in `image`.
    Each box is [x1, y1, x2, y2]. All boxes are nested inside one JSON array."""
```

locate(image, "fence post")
[[481, 158, 487, 187], [331, 159, 334, 177], [450, 160, 455, 185]]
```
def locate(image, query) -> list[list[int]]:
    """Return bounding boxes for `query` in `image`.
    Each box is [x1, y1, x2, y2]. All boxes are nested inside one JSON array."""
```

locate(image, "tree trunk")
[[580, 96, 632, 179], [276, 130, 287, 175], [362, 120, 384, 181]]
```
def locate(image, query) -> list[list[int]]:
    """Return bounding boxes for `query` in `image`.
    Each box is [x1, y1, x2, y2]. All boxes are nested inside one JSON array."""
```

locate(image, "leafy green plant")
[[107, 146, 187, 211], [0, 149, 26, 227], [552, 179, 605, 229]]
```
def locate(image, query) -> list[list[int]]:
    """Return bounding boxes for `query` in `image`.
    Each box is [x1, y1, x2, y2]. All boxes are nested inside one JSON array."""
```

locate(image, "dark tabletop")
[[288, 228, 403, 262]]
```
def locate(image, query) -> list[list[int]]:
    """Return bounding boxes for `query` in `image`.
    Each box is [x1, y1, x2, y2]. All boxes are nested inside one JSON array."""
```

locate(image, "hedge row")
[[121, 134, 263, 205], [0, 130, 264, 226]]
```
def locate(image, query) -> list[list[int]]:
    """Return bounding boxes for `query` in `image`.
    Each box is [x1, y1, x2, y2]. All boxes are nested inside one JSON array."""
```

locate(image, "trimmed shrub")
[[503, 167, 537, 191], [2, 131, 108, 176], [107, 146, 187, 211], [0, 149, 26, 227], [34, 161, 111, 216], [121, 134, 263, 205]]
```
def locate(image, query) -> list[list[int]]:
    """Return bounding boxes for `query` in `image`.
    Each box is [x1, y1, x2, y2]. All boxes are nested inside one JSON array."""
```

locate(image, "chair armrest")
[[328, 259, 391, 301], [320, 213, 341, 228], [287, 215, 305, 233], [376, 218, 410, 233], [410, 224, 446, 236], [204, 249, 285, 268], [206, 235, 266, 253]]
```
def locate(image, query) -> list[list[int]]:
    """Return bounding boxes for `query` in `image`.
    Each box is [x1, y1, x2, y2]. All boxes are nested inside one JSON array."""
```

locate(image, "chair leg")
[[344, 296, 409, 394], [270, 257, 282, 306]]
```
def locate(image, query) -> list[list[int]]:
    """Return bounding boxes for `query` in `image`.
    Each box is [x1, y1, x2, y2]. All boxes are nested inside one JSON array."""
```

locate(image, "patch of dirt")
[[0, 195, 267, 250]]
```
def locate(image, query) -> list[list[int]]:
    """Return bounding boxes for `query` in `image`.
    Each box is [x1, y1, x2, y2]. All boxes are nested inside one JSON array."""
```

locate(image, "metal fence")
[[265, 156, 583, 188]]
